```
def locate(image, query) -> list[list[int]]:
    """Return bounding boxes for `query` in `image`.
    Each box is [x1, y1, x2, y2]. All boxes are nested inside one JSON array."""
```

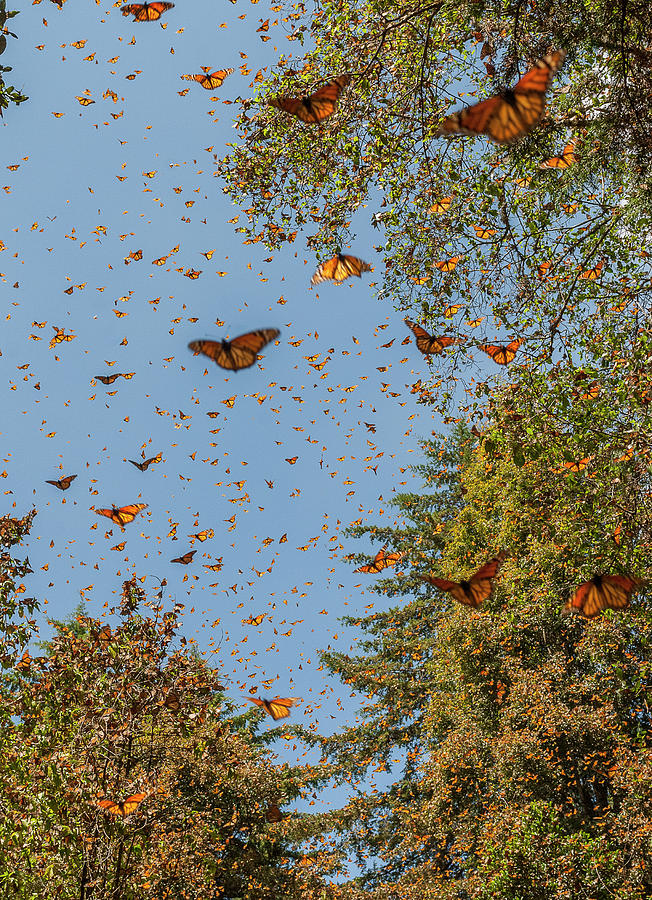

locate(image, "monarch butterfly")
[[93, 624, 112, 648], [562, 457, 590, 474], [404, 318, 464, 356], [189, 529, 214, 542], [188, 328, 280, 371], [354, 546, 404, 574], [244, 613, 266, 626], [245, 696, 297, 720], [95, 373, 135, 385], [540, 140, 576, 169], [95, 504, 147, 528], [269, 74, 350, 123], [480, 339, 522, 365], [129, 454, 161, 471], [120, 2, 174, 22], [311, 254, 372, 285], [171, 550, 196, 564], [182, 67, 234, 90], [163, 691, 181, 711], [266, 803, 285, 822], [565, 574, 642, 618], [421, 551, 507, 608], [437, 50, 566, 144], [98, 793, 147, 816], [46, 474, 77, 490]]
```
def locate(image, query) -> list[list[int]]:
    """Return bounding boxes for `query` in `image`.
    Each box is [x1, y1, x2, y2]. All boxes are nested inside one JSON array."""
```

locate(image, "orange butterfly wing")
[[422, 552, 507, 608], [567, 574, 641, 618], [96, 504, 147, 527], [311, 254, 371, 285], [121, 2, 174, 21], [354, 546, 403, 574], [405, 318, 462, 355], [270, 75, 350, 123], [98, 792, 146, 816], [189, 328, 279, 370], [438, 51, 565, 143], [245, 696, 297, 720], [480, 339, 522, 365]]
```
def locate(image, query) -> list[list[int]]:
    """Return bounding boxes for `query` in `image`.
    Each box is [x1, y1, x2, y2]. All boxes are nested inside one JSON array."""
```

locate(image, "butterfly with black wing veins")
[[421, 551, 508, 608], [269, 74, 350, 123], [311, 254, 372, 285], [244, 696, 298, 720], [480, 339, 522, 365], [354, 546, 404, 574], [565, 574, 643, 618], [404, 318, 465, 356], [98, 792, 147, 817], [95, 504, 147, 529], [436, 51, 566, 144], [189, 328, 280, 371], [120, 2, 173, 22]]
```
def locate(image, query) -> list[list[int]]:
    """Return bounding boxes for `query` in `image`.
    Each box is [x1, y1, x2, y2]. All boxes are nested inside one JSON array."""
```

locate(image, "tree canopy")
[[223, 0, 652, 411]]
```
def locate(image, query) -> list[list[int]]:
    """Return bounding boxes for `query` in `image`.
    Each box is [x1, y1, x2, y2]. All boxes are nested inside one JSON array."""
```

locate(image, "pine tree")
[[306, 418, 651, 899]]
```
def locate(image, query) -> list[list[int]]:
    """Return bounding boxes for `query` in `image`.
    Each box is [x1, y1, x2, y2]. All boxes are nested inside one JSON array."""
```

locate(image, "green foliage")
[[0, 0, 27, 116], [0, 572, 331, 900], [222, 0, 652, 414], [307, 425, 650, 898]]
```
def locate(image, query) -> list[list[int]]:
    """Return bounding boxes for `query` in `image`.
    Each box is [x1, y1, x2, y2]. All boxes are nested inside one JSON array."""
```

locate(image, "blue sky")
[[1, 0, 478, 761]]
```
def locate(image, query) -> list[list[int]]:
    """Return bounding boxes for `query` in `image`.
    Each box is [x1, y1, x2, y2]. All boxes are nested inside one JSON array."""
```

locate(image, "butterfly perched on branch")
[[421, 551, 508, 607], [244, 696, 297, 720], [95, 504, 147, 528], [120, 2, 173, 22], [46, 474, 77, 490], [189, 328, 280, 370], [436, 50, 566, 144], [354, 546, 403, 574], [311, 254, 372, 285], [269, 74, 350, 123], [404, 318, 464, 356], [565, 574, 643, 618]]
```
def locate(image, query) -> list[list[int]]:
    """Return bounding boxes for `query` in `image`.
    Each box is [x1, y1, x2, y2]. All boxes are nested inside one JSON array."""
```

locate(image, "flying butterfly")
[[171, 550, 196, 564], [189, 328, 279, 371], [480, 339, 522, 365], [129, 454, 161, 471], [540, 139, 577, 169], [311, 253, 372, 286], [95, 503, 147, 528], [182, 67, 234, 90], [98, 793, 147, 817], [436, 50, 566, 144], [244, 696, 297, 721], [46, 474, 77, 491], [269, 74, 350, 123], [565, 574, 643, 619], [243, 613, 266, 626], [120, 2, 174, 22], [95, 373, 135, 385], [354, 546, 404, 574], [421, 551, 507, 608], [404, 318, 464, 356]]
